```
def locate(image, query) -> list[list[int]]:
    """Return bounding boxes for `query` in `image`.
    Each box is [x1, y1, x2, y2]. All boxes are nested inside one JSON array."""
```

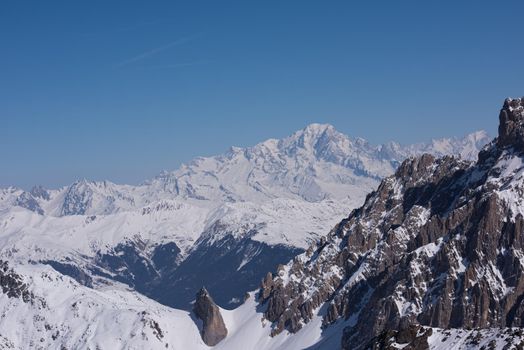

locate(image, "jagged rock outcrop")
[[364, 324, 432, 350], [193, 287, 228, 346], [0, 260, 33, 302], [258, 97, 524, 349], [498, 97, 524, 150], [61, 180, 93, 216], [15, 191, 44, 215], [30, 185, 50, 200]]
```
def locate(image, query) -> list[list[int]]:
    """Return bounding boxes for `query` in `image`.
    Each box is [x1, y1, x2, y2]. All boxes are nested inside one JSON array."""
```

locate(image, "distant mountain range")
[[0, 124, 490, 311], [2, 124, 490, 216]]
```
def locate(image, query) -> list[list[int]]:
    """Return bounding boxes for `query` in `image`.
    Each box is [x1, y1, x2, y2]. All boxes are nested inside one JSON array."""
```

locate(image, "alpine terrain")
[[1, 0, 519, 348], [0, 124, 489, 311], [258, 97, 524, 349], [1, 97, 524, 349]]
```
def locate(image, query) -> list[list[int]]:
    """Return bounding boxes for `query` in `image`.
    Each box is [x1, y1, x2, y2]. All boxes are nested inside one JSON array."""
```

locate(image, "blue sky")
[[1, 1, 523, 189]]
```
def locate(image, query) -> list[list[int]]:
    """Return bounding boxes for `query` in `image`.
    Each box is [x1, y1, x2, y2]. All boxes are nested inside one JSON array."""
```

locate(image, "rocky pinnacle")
[[498, 97, 524, 150], [193, 287, 228, 346]]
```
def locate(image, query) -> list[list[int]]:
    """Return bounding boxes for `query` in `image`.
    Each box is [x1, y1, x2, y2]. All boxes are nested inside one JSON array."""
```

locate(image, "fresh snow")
[[0, 124, 493, 349], [0, 125, 490, 265], [0, 263, 342, 350]]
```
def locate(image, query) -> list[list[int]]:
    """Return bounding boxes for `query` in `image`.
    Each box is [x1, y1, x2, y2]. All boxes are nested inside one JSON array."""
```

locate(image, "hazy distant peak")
[[2, 123, 492, 217], [300, 122, 336, 134], [466, 130, 490, 140]]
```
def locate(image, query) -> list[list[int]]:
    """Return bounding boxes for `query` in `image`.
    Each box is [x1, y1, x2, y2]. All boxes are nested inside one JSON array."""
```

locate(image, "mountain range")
[[0, 124, 490, 311], [10, 105, 524, 348]]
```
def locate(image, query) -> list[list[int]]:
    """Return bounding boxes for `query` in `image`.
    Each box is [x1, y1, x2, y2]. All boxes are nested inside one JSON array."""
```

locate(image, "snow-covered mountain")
[[0, 124, 490, 309], [2, 260, 523, 350], [258, 97, 524, 348], [1, 124, 490, 217], [2, 99, 524, 350]]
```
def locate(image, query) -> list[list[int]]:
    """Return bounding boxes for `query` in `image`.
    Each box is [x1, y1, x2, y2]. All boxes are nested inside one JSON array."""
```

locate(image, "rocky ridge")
[[0, 102, 519, 350], [0, 260, 33, 302], [258, 97, 524, 349]]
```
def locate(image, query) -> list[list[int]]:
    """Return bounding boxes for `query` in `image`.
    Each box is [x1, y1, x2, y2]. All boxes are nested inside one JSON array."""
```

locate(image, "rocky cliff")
[[259, 97, 524, 349]]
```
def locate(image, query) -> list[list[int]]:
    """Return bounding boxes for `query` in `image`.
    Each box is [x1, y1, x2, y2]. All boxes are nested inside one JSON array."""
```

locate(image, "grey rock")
[[258, 97, 524, 349], [498, 97, 524, 150], [0, 260, 33, 303], [193, 287, 228, 346], [364, 324, 432, 350]]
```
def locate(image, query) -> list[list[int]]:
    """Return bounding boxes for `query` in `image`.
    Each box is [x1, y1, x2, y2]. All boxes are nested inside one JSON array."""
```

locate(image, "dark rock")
[[193, 287, 228, 346], [149, 234, 301, 310], [498, 97, 524, 150], [96, 240, 159, 292], [0, 260, 33, 302], [362, 325, 432, 350], [151, 242, 181, 271]]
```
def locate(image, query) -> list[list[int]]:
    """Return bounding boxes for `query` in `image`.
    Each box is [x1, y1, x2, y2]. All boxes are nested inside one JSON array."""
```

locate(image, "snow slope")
[[1, 261, 522, 350], [0, 262, 338, 350]]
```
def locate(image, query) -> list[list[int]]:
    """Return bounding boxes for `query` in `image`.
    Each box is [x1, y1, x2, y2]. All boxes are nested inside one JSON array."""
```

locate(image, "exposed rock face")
[[258, 97, 524, 349], [193, 287, 228, 346], [61, 180, 93, 216], [0, 260, 33, 302], [30, 185, 50, 201], [15, 191, 44, 215], [498, 97, 524, 150], [364, 324, 432, 350]]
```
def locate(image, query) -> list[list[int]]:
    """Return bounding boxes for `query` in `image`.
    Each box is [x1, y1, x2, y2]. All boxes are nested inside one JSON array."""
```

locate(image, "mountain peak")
[[498, 97, 524, 150], [257, 97, 524, 348], [301, 123, 336, 134], [465, 130, 490, 141], [281, 123, 347, 155], [30, 185, 50, 201], [290, 123, 341, 143]]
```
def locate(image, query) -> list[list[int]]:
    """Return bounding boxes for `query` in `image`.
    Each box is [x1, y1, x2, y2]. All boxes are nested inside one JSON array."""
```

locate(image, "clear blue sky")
[[1, 0, 523, 189]]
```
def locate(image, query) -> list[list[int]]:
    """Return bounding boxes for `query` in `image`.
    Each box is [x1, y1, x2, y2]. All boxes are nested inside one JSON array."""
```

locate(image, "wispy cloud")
[[115, 35, 197, 67], [150, 60, 210, 69]]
